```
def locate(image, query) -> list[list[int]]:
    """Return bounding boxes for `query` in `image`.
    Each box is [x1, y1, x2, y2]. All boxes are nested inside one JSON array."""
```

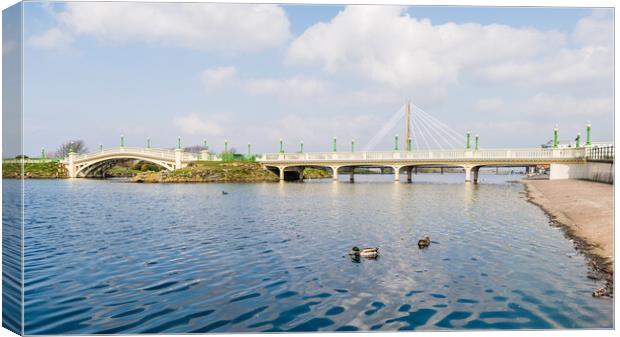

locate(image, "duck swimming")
[[418, 237, 431, 248], [222, 191, 229, 195], [350, 246, 379, 258]]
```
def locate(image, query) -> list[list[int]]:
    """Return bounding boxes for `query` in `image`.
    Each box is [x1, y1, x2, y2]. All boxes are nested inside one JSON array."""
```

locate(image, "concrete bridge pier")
[[67, 152, 77, 178], [473, 166, 480, 184], [349, 171, 354, 183], [406, 167, 413, 183], [392, 166, 402, 181], [174, 149, 183, 169], [331, 166, 340, 181], [463, 165, 473, 183]]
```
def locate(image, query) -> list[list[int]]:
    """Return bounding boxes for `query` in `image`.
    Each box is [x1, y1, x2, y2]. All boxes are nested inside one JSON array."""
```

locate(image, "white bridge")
[[60, 102, 612, 182], [256, 147, 603, 182], [64, 147, 213, 178], [61, 145, 613, 183]]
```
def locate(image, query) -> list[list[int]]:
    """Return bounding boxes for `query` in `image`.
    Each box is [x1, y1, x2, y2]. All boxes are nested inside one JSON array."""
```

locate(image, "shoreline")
[[523, 179, 613, 297]]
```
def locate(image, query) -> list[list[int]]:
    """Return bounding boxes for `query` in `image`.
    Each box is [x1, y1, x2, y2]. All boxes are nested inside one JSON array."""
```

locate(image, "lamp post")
[[332, 137, 337, 152], [99, 144, 103, 152], [475, 134, 479, 151], [351, 139, 355, 152], [203, 139, 208, 150], [466, 130, 471, 150], [177, 136, 181, 150], [120, 135, 124, 148], [553, 127, 558, 148], [147, 137, 150, 148], [41, 147, 45, 159], [586, 123, 591, 146], [279, 139, 283, 153], [224, 139, 228, 153], [300, 140, 304, 153], [247, 143, 251, 157], [407, 137, 412, 152], [576, 133, 581, 148], [394, 134, 399, 151]]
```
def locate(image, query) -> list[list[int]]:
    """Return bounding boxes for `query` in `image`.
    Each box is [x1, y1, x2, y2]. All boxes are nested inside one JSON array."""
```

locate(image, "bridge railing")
[[586, 146, 614, 162], [256, 148, 587, 162], [72, 147, 178, 161]]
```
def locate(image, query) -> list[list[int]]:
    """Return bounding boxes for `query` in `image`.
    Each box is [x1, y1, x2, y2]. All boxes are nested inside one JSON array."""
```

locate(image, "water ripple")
[[21, 176, 613, 333]]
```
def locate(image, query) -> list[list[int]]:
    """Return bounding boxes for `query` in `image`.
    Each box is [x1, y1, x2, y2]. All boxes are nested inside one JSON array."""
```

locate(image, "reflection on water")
[[23, 173, 612, 334]]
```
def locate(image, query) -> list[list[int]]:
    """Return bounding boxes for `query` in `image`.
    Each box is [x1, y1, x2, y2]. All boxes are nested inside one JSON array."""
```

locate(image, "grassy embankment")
[[2, 161, 67, 179], [134, 161, 333, 183], [2, 159, 332, 182], [134, 161, 279, 183]]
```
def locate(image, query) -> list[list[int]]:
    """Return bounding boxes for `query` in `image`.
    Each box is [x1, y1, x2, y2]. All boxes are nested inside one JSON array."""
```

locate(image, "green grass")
[[3, 162, 66, 178]]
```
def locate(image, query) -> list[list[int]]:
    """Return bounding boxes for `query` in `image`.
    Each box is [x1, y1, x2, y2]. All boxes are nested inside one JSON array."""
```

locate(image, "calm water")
[[18, 173, 613, 334]]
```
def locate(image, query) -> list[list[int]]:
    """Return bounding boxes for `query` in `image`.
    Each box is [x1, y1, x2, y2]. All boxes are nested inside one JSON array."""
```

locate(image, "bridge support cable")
[[413, 105, 465, 148], [362, 102, 465, 151], [363, 104, 406, 151], [410, 109, 432, 150], [414, 110, 463, 149], [414, 106, 464, 148], [412, 111, 445, 150]]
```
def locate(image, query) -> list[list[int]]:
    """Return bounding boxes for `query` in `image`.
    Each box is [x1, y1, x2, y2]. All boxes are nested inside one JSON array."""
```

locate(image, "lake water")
[[16, 173, 613, 334]]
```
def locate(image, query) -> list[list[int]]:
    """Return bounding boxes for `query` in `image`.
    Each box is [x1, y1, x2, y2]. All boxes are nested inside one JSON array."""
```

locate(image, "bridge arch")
[[264, 164, 336, 181], [74, 155, 175, 178]]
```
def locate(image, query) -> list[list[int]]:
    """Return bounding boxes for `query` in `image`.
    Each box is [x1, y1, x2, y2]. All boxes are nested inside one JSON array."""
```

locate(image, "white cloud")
[[476, 11, 612, 87], [519, 93, 612, 119], [201, 66, 237, 89], [573, 10, 613, 46], [28, 27, 74, 50], [36, 3, 291, 52], [173, 114, 224, 135], [474, 98, 505, 112], [286, 6, 565, 89], [477, 45, 612, 86], [244, 77, 326, 97]]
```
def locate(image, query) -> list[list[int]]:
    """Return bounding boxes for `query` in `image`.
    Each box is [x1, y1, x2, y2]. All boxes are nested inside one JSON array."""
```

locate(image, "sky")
[[16, 2, 614, 155]]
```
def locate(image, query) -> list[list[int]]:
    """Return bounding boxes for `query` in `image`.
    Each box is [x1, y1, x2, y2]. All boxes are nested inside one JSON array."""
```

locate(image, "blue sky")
[[18, 2, 614, 155]]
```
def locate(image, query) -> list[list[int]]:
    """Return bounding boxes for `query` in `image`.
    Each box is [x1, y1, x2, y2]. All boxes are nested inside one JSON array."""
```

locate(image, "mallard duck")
[[350, 246, 379, 258], [418, 237, 431, 248], [592, 287, 609, 297]]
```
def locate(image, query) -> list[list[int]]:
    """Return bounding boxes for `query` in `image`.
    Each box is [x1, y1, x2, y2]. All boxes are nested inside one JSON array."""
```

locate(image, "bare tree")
[[55, 140, 88, 157], [183, 145, 204, 153]]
